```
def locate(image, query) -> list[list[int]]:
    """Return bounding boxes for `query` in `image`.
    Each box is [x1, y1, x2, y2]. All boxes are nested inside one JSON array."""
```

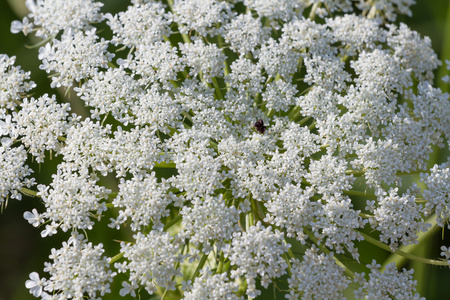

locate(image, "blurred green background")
[[0, 0, 449, 299]]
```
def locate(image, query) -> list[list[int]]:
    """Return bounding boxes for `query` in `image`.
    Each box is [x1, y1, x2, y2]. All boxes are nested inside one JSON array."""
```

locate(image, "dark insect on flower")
[[253, 119, 266, 134]]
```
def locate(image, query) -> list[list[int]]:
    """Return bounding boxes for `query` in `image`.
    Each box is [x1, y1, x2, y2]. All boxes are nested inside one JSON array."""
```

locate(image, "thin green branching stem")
[[255, 201, 266, 223], [360, 230, 449, 266], [359, 212, 372, 219], [109, 252, 124, 264], [212, 77, 224, 100], [105, 202, 115, 208], [346, 170, 365, 176], [308, 2, 320, 20], [20, 187, 38, 197], [154, 161, 176, 168], [163, 215, 182, 231], [25, 35, 53, 49], [165, 0, 191, 44], [367, 5, 377, 19], [282, 253, 294, 276], [307, 121, 316, 131], [344, 190, 376, 199], [192, 249, 209, 280], [245, 211, 254, 231], [298, 115, 311, 126], [288, 106, 301, 120], [216, 251, 225, 274]]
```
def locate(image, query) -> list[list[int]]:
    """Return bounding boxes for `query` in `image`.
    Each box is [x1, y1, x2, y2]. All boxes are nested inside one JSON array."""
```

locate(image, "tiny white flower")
[[119, 281, 136, 297], [41, 222, 58, 237], [23, 209, 42, 227], [440, 246, 450, 260], [10, 17, 33, 35], [25, 272, 45, 297]]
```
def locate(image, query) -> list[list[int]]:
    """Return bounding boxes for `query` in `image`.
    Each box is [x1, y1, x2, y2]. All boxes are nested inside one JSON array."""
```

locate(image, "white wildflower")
[[225, 222, 289, 298], [20, 0, 104, 38], [41, 233, 115, 299], [115, 231, 183, 295], [354, 261, 424, 299], [287, 246, 350, 300], [38, 28, 113, 88]]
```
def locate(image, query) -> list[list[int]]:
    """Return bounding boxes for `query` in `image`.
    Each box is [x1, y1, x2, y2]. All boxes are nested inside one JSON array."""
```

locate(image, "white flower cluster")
[[106, 1, 170, 47], [38, 28, 113, 88], [11, 94, 74, 162], [171, 0, 233, 36], [225, 222, 290, 298], [180, 195, 241, 252], [3, 0, 448, 298], [110, 173, 176, 231], [26, 233, 115, 299], [421, 162, 450, 228], [353, 260, 424, 299], [287, 246, 350, 299], [366, 187, 431, 250], [0, 54, 35, 110], [0, 144, 34, 201], [183, 268, 244, 300], [12, 0, 104, 38], [115, 231, 183, 296], [37, 162, 111, 234]]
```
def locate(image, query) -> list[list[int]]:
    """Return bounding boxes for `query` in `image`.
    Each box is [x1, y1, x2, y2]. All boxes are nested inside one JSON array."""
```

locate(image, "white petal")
[[10, 20, 23, 34]]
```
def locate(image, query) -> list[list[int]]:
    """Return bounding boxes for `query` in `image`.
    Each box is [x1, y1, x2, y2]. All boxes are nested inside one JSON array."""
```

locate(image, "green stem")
[[163, 215, 182, 231], [359, 212, 373, 219], [20, 187, 38, 197], [344, 190, 376, 199], [154, 161, 176, 168], [288, 106, 301, 120], [211, 77, 224, 100], [367, 4, 377, 19], [109, 252, 124, 264], [346, 170, 365, 176], [25, 35, 54, 49], [359, 230, 449, 266], [192, 251, 209, 279], [282, 253, 294, 276], [308, 2, 320, 20], [216, 251, 225, 274]]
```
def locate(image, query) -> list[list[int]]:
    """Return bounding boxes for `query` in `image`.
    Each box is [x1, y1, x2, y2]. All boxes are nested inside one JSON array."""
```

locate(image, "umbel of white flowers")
[[2, 0, 450, 299]]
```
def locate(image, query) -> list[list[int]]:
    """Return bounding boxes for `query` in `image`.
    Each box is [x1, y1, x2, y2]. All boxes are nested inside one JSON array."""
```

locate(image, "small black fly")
[[253, 119, 266, 134]]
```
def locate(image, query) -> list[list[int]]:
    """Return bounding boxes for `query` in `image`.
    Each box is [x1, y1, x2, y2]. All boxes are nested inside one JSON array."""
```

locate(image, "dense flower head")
[[421, 162, 450, 228], [18, 0, 104, 38], [287, 246, 350, 299], [0, 144, 34, 202], [37, 162, 111, 233], [26, 233, 115, 299], [225, 222, 290, 298], [4, 0, 449, 298], [353, 260, 424, 299], [367, 187, 430, 250], [11, 94, 74, 162], [183, 268, 244, 300], [106, 1, 171, 48], [38, 28, 113, 88], [115, 231, 184, 296], [0, 54, 35, 111]]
